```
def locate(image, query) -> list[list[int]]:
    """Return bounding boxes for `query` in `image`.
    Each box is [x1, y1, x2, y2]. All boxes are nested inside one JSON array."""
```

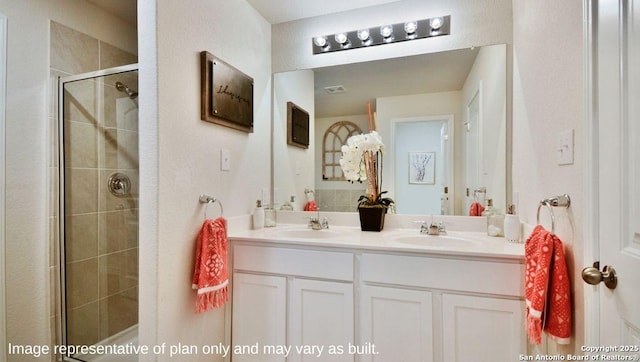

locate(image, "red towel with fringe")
[[192, 218, 228, 313], [469, 202, 485, 216], [525, 225, 571, 344]]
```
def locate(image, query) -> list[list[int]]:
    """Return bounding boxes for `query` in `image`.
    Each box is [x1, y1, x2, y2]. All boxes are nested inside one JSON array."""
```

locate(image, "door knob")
[[582, 261, 617, 290]]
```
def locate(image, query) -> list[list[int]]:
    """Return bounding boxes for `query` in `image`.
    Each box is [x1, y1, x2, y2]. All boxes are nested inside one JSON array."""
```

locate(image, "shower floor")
[[74, 325, 139, 362]]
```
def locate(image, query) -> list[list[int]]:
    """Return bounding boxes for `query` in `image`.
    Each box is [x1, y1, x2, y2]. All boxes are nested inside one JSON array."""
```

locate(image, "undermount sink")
[[265, 228, 342, 239], [394, 235, 479, 248]]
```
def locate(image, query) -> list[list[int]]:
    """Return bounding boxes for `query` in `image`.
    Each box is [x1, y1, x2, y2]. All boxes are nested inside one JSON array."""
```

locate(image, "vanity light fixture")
[[312, 15, 450, 54]]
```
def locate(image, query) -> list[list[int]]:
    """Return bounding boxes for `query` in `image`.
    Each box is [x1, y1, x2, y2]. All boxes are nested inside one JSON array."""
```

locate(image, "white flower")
[[339, 131, 384, 184]]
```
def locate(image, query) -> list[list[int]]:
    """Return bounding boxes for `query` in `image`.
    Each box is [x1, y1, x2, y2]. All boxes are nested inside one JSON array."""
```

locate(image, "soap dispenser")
[[504, 204, 521, 243], [483, 199, 504, 237], [253, 200, 264, 229]]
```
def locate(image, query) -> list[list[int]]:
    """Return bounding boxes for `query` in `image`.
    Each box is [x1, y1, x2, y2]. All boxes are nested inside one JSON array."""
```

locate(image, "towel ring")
[[536, 194, 571, 234], [199, 195, 224, 219]]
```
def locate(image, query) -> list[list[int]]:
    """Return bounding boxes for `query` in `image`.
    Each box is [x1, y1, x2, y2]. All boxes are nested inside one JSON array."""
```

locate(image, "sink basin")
[[394, 235, 479, 248], [265, 228, 342, 239]]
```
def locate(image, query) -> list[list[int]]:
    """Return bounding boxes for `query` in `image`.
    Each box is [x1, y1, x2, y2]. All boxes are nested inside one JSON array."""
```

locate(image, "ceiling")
[[245, 0, 402, 24], [86, 0, 137, 25]]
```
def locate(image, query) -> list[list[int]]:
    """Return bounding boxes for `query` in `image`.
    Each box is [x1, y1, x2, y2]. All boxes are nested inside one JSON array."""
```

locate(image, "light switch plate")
[[220, 149, 231, 171], [556, 129, 574, 165]]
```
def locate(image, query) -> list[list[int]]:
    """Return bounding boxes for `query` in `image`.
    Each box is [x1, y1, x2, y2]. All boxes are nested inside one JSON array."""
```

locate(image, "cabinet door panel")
[[290, 279, 354, 362], [360, 286, 433, 362], [442, 294, 524, 362], [232, 273, 287, 362]]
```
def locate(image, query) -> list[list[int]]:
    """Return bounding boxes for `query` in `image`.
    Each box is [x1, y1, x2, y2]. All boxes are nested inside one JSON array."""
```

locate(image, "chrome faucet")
[[307, 211, 329, 230], [420, 221, 446, 235]]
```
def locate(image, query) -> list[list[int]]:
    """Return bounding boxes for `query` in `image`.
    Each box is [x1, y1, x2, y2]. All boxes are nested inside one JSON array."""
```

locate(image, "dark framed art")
[[200, 51, 254, 133], [287, 101, 310, 149]]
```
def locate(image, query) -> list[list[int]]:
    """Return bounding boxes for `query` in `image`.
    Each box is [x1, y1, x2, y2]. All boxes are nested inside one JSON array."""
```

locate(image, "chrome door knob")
[[582, 261, 617, 290]]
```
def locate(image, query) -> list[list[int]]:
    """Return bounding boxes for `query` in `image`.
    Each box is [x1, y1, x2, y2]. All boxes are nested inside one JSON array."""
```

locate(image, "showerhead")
[[115, 81, 138, 99]]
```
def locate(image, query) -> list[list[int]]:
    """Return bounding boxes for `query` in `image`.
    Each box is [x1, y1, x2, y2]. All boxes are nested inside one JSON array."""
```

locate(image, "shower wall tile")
[[66, 258, 99, 308], [63, 81, 99, 125], [99, 287, 138, 340], [98, 248, 138, 298], [66, 169, 99, 214], [50, 22, 99, 74], [99, 41, 137, 70], [66, 121, 98, 168], [99, 209, 138, 254], [65, 214, 99, 262], [67, 301, 101, 346]]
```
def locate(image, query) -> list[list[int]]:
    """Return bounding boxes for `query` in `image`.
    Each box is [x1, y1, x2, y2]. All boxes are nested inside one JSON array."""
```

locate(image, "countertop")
[[229, 224, 525, 261]]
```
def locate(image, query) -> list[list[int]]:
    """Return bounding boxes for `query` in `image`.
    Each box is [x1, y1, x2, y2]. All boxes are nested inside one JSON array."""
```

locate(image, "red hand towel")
[[525, 225, 572, 344], [304, 200, 318, 211], [192, 218, 228, 313], [469, 202, 485, 216]]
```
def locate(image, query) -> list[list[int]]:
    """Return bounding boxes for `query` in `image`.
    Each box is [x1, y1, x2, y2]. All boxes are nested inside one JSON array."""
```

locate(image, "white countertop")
[[229, 223, 525, 261]]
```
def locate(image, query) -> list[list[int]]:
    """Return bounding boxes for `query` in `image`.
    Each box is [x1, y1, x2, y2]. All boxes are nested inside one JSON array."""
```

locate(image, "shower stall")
[[58, 64, 139, 361]]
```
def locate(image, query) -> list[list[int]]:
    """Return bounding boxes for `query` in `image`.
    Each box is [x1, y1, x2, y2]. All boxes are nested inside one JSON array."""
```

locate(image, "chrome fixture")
[[312, 16, 451, 55], [536, 194, 571, 234], [115, 81, 138, 99], [420, 221, 446, 235], [199, 194, 224, 219], [107, 172, 131, 197]]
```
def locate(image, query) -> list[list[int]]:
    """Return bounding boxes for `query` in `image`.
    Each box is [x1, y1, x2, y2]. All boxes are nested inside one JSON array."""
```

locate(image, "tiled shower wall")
[[49, 21, 138, 351], [315, 189, 365, 212]]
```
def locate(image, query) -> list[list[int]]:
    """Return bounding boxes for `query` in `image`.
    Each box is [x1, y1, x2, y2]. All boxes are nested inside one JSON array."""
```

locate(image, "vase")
[[358, 205, 386, 232]]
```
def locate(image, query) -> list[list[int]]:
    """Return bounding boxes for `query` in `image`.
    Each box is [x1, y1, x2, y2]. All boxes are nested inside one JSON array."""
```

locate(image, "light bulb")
[[429, 17, 444, 30], [313, 36, 328, 48], [404, 21, 418, 34], [380, 25, 393, 39], [334, 33, 349, 45], [357, 29, 370, 42]]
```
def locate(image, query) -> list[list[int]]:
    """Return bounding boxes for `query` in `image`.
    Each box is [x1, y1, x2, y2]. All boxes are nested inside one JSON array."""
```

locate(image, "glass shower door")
[[59, 65, 139, 361]]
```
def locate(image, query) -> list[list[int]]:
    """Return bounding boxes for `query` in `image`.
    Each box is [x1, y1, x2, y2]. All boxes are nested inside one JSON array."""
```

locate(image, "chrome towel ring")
[[536, 194, 571, 234], [199, 194, 224, 219]]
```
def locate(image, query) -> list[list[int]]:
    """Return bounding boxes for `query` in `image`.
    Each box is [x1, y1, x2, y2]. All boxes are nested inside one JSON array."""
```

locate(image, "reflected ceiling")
[[245, 0, 402, 24], [314, 47, 480, 118]]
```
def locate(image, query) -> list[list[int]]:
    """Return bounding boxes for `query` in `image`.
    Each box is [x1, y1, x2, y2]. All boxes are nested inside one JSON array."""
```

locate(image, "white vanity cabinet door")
[[441, 293, 525, 362], [360, 285, 434, 362], [289, 278, 354, 362], [232, 272, 287, 362]]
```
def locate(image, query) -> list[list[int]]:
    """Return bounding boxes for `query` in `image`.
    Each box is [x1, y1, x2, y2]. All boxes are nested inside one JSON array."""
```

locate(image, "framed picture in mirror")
[[409, 151, 435, 184], [287, 101, 310, 149], [200, 51, 253, 133]]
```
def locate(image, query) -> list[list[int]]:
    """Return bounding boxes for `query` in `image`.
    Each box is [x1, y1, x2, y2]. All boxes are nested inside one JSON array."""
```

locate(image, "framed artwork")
[[287, 101, 310, 149], [409, 151, 435, 184], [200, 51, 253, 133]]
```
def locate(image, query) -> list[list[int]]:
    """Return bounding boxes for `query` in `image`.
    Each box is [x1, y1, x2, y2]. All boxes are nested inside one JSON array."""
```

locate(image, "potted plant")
[[339, 131, 394, 231]]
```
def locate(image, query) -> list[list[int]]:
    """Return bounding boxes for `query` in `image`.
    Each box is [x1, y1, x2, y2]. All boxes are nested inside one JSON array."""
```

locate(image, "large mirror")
[[273, 44, 507, 216]]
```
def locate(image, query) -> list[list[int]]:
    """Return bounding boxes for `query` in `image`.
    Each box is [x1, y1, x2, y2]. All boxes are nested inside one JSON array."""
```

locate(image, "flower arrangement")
[[339, 130, 394, 208]]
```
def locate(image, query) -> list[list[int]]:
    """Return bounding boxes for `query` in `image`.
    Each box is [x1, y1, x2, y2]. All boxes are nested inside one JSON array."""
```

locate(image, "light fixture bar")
[[312, 16, 451, 55]]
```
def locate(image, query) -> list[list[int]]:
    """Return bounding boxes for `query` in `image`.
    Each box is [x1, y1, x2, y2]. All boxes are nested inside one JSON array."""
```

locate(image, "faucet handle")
[[321, 217, 330, 229]]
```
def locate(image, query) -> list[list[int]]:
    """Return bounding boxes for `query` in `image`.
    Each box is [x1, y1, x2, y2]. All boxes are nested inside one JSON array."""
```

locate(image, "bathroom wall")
[[139, 0, 272, 359], [512, 0, 584, 353], [0, 0, 136, 359]]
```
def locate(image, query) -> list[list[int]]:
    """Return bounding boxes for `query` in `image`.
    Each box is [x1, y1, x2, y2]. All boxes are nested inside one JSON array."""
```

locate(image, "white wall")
[[462, 44, 507, 211], [0, 0, 136, 359], [140, 0, 272, 360], [512, 0, 584, 353], [273, 70, 315, 209]]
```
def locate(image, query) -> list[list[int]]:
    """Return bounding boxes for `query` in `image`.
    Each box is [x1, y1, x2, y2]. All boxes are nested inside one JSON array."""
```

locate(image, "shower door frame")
[[57, 63, 139, 360]]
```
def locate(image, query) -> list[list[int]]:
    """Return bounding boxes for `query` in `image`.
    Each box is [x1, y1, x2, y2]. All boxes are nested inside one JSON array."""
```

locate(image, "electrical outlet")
[[220, 149, 231, 171], [556, 129, 574, 165]]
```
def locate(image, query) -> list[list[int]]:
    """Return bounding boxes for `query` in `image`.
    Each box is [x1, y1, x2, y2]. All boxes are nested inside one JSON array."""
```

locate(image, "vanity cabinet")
[[230, 241, 525, 362], [231, 244, 355, 362], [359, 252, 525, 362]]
